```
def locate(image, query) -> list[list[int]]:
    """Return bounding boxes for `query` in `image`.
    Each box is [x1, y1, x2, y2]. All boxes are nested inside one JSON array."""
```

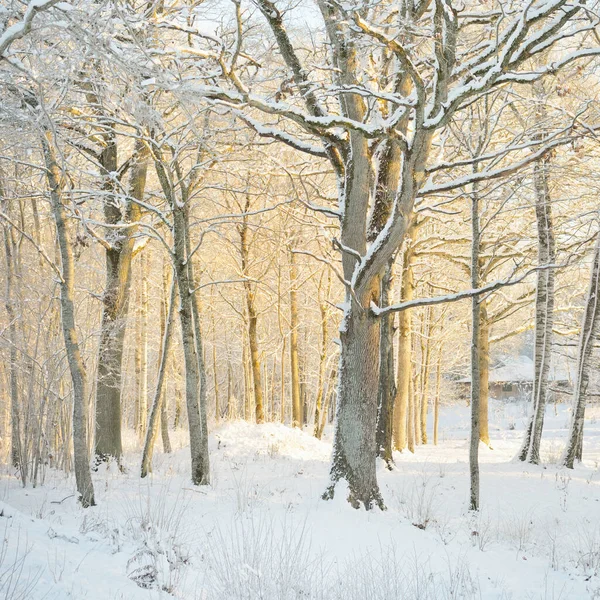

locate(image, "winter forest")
[[3, 0, 600, 598]]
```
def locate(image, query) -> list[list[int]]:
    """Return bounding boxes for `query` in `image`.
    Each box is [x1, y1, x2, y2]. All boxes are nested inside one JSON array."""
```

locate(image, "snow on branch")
[[371, 262, 567, 318], [0, 0, 60, 57]]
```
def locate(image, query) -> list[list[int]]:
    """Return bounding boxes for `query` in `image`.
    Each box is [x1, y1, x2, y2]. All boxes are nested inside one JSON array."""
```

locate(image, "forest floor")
[[1, 400, 600, 600]]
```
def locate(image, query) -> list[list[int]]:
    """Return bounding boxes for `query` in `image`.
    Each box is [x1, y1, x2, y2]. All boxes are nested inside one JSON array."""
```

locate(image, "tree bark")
[[375, 261, 396, 464], [478, 300, 491, 447], [562, 232, 600, 469], [94, 138, 147, 464], [314, 280, 329, 437], [43, 132, 95, 507], [1, 184, 24, 478], [240, 205, 265, 424], [519, 154, 555, 463], [141, 275, 176, 477], [393, 239, 415, 451], [288, 247, 302, 428], [470, 176, 481, 512]]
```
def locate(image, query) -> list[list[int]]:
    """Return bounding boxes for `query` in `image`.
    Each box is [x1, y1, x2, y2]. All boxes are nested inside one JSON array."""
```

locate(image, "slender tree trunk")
[[288, 247, 302, 428], [95, 138, 147, 464], [562, 231, 600, 468], [314, 275, 330, 437], [470, 176, 481, 512], [1, 188, 24, 478], [240, 208, 264, 424], [43, 133, 95, 507], [393, 240, 414, 451], [138, 251, 149, 440], [141, 276, 176, 477], [478, 301, 490, 447], [519, 154, 555, 463], [160, 262, 172, 454], [212, 305, 220, 421], [280, 337, 286, 423], [420, 306, 432, 444], [433, 343, 442, 446], [154, 153, 210, 486], [376, 261, 396, 464]]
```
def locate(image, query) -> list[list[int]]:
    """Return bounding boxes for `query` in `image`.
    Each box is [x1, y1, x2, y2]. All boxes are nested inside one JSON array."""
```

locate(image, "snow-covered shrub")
[[199, 513, 328, 600], [122, 485, 191, 594], [395, 469, 441, 530]]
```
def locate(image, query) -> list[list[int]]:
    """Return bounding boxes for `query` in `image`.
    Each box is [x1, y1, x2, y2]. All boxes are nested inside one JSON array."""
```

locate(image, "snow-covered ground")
[[2, 400, 600, 599]]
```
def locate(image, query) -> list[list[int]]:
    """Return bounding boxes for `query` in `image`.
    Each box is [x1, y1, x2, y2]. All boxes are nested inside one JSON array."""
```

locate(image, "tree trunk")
[[393, 240, 414, 451], [314, 275, 330, 437], [95, 138, 147, 464], [375, 261, 396, 464], [324, 295, 384, 509], [420, 306, 432, 444], [138, 251, 149, 440], [240, 208, 264, 424], [288, 247, 302, 428], [1, 187, 24, 478], [519, 154, 555, 463], [470, 176, 481, 512], [43, 132, 95, 507], [433, 346, 442, 446], [478, 301, 490, 447], [141, 275, 176, 477], [562, 232, 600, 468]]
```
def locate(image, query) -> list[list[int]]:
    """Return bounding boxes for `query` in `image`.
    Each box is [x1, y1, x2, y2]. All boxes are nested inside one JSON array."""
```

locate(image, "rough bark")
[[94, 139, 147, 463], [375, 261, 396, 464], [562, 232, 600, 469], [43, 132, 95, 507]]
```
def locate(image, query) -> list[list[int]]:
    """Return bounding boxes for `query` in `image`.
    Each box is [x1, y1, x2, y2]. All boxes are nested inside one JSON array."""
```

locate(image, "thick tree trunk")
[[141, 276, 176, 477], [519, 155, 555, 463], [563, 232, 600, 468], [324, 297, 383, 509], [43, 133, 95, 507], [95, 138, 147, 463], [393, 241, 414, 451], [288, 248, 302, 428]]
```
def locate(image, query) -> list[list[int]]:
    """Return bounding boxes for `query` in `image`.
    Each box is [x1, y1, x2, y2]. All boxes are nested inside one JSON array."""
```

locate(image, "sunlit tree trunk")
[[314, 273, 330, 437], [288, 247, 302, 428], [393, 239, 414, 451]]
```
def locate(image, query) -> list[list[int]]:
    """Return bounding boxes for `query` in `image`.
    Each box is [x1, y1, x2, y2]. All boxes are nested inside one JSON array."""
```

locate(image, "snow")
[[2, 402, 600, 599]]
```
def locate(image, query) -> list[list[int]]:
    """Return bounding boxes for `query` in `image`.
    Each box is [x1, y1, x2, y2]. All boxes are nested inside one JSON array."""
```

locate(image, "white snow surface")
[[2, 400, 600, 599]]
